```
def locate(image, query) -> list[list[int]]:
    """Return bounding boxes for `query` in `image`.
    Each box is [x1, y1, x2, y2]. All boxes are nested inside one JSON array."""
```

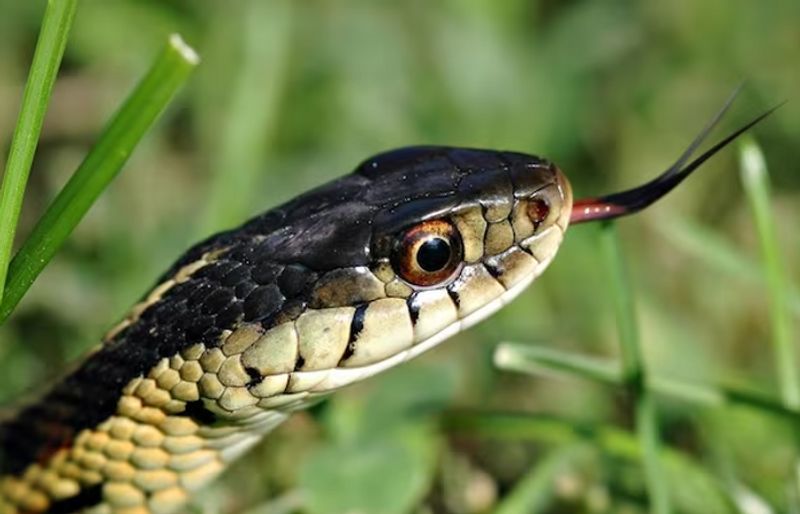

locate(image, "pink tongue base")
[[570, 198, 628, 224]]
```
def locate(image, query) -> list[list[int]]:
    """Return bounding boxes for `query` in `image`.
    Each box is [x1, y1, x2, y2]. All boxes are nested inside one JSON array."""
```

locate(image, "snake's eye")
[[392, 219, 463, 287]]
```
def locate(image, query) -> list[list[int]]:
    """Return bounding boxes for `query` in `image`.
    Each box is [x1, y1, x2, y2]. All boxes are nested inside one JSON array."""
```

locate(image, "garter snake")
[[0, 94, 773, 514]]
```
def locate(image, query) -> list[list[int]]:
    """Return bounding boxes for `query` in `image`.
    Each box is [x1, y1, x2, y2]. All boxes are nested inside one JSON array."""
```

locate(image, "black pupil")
[[416, 237, 451, 272]]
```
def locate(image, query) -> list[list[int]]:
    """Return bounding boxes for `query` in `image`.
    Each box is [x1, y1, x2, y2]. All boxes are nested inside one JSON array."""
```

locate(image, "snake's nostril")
[[526, 198, 550, 230]]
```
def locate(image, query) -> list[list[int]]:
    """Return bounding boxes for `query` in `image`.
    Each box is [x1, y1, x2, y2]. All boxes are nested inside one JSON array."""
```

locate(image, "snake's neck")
[[0, 352, 298, 514]]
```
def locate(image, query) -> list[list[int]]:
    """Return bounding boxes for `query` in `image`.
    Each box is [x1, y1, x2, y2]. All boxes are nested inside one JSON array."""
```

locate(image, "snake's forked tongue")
[[570, 90, 780, 224]]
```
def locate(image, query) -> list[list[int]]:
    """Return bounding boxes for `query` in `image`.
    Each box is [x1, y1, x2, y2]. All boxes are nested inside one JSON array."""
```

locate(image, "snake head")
[[274, 146, 574, 381], [251, 91, 776, 393], [220, 88, 776, 397]]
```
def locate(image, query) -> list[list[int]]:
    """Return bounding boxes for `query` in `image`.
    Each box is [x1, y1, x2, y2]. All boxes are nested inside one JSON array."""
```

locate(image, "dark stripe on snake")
[[407, 294, 420, 325], [46, 484, 103, 514], [446, 287, 461, 309], [341, 304, 368, 363], [181, 400, 218, 425]]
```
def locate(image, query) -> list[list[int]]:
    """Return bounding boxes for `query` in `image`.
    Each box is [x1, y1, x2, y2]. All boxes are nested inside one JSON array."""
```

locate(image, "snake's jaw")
[[569, 94, 779, 225]]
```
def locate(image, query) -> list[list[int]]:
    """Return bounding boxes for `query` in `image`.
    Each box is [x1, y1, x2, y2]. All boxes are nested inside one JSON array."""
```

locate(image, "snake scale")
[[0, 93, 772, 514]]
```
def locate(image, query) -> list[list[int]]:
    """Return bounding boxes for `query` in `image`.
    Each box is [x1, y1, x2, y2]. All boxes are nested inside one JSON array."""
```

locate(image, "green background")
[[1, 1, 798, 512]]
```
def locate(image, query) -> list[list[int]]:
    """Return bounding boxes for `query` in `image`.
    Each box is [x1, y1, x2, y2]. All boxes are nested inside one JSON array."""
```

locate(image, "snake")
[[0, 94, 772, 514]]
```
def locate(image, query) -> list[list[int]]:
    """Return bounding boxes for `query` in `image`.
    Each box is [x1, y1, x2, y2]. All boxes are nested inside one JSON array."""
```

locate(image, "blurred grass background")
[[1, 1, 798, 513]]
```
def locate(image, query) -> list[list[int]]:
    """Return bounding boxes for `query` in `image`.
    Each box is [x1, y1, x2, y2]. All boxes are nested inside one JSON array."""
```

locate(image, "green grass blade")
[[636, 392, 670, 511], [495, 342, 798, 420], [739, 137, 799, 409], [494, 342, 623, 384], [739, 137, 800, 509], [0, 0, 78, 303], [0, 34, 199, 324], [600, 221, 671, 514], [601, 222, 642, 379], [649, 376, 798, 419]]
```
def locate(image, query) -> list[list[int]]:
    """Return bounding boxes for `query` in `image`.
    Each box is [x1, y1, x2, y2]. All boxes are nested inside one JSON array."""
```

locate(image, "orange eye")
[[392, 220, 463, 287]]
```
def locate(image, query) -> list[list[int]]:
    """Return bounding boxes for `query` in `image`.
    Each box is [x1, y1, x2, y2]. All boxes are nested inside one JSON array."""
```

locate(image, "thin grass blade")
[[495, 342, 798, 420], [600, 221, 671, 514], [494, 342, 623, 384], [739, 137, 799, 409], [0, 0, 78, 303], [0, 34, 199, 324], [739, 137, 800, 510]]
